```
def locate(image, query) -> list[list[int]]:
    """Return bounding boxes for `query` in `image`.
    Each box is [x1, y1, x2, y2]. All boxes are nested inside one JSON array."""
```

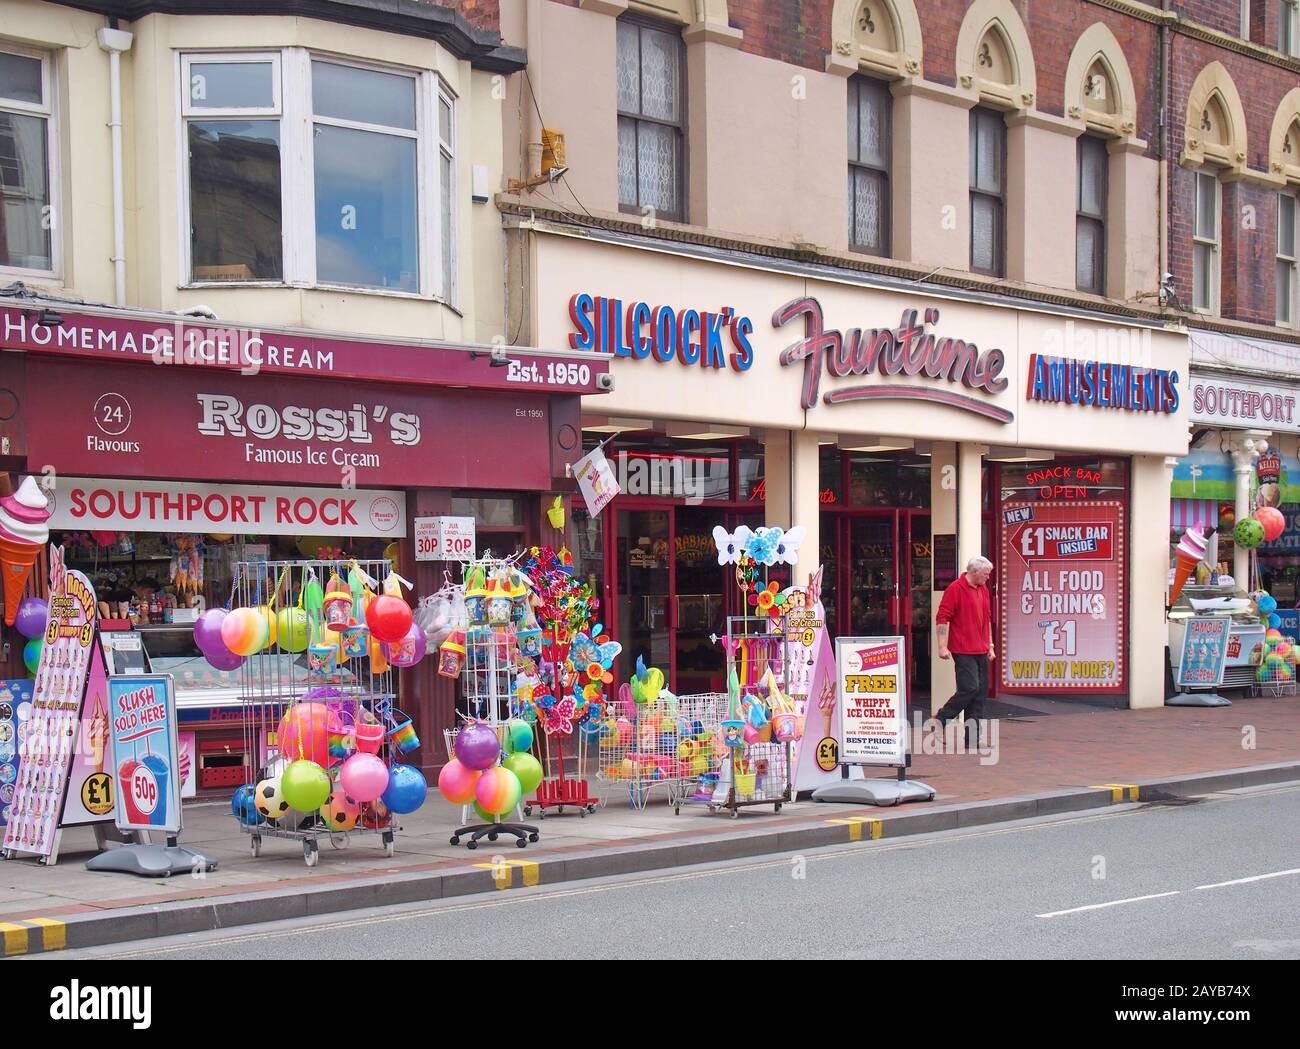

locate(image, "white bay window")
[[0, 46, 57, 277], [181, 49, 456, 301]]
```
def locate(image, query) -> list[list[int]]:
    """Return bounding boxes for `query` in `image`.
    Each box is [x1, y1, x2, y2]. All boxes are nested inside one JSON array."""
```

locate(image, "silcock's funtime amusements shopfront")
[[524, 228, 1190, 713], [0, 301, 607, 793]]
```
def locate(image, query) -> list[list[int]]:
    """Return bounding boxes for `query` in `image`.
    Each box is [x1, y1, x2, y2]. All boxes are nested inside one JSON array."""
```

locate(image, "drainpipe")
[[97, 26, 134, 306], [1157, 1, 1171, 304]]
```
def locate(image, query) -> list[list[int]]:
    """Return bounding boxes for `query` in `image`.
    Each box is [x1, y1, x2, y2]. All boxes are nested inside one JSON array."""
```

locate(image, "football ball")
[[254, 776, 291, 820], [320, 789, 360, 831]]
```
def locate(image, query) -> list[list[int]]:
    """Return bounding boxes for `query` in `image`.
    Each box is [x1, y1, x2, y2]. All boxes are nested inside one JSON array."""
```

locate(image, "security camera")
[[596, 372, 615, 391]]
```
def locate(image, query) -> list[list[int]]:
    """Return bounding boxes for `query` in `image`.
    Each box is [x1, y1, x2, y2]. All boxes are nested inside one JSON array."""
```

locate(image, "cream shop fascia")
[[531, 231, 1190, 711]]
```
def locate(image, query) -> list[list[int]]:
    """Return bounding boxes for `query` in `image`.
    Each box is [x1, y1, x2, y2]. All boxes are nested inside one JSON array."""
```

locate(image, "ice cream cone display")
[[0, 477, 52, 626], [89, 694, 107, 774], [1169, 525, 1208, 606]]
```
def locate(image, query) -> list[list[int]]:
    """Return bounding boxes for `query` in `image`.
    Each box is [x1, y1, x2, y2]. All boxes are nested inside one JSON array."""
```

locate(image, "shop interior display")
[[1168, 492, 1298, 702]]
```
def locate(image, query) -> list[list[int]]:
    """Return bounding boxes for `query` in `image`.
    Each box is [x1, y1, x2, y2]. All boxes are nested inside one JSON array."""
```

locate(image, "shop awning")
[[1170, 498, 1218, 531]]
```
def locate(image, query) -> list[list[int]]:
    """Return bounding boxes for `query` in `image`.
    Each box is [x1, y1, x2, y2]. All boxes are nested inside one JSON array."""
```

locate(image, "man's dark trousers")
[[935, 653, 988, 724]]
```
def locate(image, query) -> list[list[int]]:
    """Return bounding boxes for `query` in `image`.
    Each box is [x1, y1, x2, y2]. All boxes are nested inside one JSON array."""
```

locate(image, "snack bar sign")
[[1000, 500, 1125, 693]]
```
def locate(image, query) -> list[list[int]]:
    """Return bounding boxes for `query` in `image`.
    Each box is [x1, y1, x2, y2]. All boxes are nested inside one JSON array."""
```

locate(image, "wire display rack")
[[235, 558, 399, 868], [447, 557, 540, 849], [595, 692, 722, 811], [703, 615, 793, 818], [526, 731, 597, 817], [1252, 629, 1299, 697]]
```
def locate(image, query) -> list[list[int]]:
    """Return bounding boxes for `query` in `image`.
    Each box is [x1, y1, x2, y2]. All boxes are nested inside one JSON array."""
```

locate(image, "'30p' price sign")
[[414, 517, 477, 562]]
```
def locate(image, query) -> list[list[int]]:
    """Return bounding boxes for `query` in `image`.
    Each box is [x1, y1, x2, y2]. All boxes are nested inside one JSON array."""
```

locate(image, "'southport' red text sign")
[[43, 479, 407, 538]]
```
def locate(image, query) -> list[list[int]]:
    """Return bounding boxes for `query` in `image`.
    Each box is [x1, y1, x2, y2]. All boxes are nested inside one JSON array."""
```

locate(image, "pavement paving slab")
[[0, 696, 1296, 951]]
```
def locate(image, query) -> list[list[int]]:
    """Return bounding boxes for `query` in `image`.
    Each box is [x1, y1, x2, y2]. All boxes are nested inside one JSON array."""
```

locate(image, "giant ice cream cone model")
[[1170, 525, 1209, 606], [0, 477, 52, 625]]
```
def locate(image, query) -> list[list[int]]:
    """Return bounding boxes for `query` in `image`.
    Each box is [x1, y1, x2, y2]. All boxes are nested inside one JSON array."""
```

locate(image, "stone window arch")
[[1269, 88, 1300, 184], [955, 0, 1037, 110], [1064, 23, 1138, 138], [579, 0, 740, 46], [1182, 62, 1248, 174], [827, 0, 923, 79]]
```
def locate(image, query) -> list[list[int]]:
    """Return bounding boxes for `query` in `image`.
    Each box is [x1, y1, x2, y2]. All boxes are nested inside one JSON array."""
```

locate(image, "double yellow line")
[[0, 916, 66, 956]]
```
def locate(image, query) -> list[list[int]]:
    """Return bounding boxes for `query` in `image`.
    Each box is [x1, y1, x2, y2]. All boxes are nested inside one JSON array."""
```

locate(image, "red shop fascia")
[[0, 303, 608, 774]]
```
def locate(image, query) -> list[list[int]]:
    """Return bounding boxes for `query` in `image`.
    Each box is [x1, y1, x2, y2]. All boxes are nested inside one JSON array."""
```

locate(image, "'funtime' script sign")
[[772, 297, 1013, 422]]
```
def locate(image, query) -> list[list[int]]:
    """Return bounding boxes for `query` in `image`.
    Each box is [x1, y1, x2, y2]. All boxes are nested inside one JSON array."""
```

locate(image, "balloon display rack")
[[447, 557, 540, 850], [233, 559, 402, 868]]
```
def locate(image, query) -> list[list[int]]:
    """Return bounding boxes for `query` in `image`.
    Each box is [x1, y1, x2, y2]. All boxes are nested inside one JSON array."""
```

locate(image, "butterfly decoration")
[[544, 695, 577, 735], [746, 527, 782, 566], [774, 526, 806, 565], [570, 631, 622, 684], [712, 525, 754, 565]]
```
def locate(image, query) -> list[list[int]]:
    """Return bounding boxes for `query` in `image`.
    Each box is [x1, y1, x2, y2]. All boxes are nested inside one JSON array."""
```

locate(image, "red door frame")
[[602, 497, 757, 688]]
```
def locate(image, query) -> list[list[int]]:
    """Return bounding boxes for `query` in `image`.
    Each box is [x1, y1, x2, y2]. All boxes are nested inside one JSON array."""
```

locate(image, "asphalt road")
[[49, 782, 1300, 960]]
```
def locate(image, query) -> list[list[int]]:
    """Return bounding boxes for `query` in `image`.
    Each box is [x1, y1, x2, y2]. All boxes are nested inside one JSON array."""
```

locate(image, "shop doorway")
[[613, 503, 788, 695], [824, 509, 932, 706]]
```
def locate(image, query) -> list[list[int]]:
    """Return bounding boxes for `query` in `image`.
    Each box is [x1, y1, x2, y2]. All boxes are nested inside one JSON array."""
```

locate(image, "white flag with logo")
[[574, 445, 620, 517]]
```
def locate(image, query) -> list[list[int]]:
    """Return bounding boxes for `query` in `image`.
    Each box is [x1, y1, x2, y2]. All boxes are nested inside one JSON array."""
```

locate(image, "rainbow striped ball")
[[474, 766, 522, 817]]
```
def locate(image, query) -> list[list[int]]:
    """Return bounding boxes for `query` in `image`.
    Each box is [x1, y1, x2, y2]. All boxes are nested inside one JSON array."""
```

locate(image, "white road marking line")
[[1036, 891, 1183, 918], [91, 809, 1137, 957], [1194, 867, 1300, 890]]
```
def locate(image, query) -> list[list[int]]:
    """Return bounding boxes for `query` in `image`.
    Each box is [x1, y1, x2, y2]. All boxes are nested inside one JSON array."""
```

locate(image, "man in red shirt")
[[933, 555, 995, 728]]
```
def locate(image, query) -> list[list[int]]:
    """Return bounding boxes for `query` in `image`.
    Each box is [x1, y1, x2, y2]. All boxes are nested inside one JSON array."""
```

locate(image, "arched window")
[[1064, 23, 1138, 139], [1182, 62, 1248, 175], [828, 0, 923, 79], [954, 0, 1037, 111]]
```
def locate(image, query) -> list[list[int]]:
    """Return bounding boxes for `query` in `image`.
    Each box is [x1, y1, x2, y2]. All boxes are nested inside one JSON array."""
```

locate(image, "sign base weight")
[[1165, 692, 1233, 707], [85, 844, 218, 879], [812, 779, 936, 806]]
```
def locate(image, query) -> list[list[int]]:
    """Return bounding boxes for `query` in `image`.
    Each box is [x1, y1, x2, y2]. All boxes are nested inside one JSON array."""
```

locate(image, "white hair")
[[967, 555, 993, 572]]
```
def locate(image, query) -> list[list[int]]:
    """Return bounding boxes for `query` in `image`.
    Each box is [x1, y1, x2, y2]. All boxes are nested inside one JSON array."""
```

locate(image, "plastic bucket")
[[734, 773, 756, 796], [771, 712, 798, 742], [387, 709, 420, 754], [355, 722, 384, 755]]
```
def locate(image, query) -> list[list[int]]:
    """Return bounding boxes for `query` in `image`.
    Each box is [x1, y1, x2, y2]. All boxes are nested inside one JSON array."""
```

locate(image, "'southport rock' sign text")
[[773, 298, 1013, 421]]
